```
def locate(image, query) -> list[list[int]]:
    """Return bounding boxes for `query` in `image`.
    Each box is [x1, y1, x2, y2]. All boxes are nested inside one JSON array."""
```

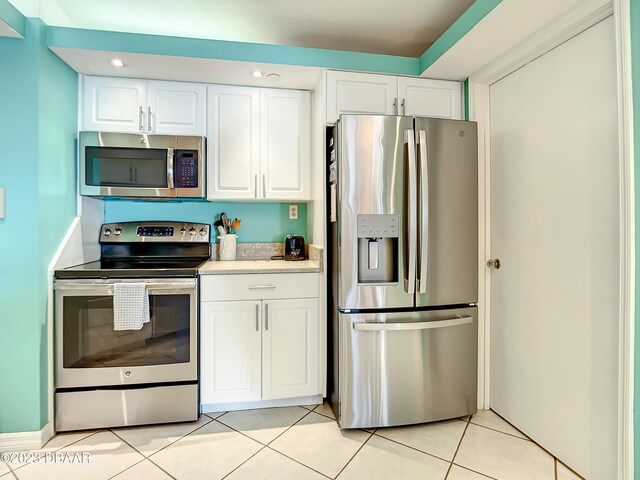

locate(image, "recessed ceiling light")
[[110, 58, 125, 68], [251, 70, 264, 78], [267, 73, 281, 80]]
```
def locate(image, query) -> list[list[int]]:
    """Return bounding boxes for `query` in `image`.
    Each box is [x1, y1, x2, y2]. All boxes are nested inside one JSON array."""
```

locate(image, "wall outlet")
[[289, 204, 298, 220]]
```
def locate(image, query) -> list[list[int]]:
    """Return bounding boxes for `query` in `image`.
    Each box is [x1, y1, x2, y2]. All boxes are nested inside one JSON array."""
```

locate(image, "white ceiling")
[[10, 0, 475, 57], [51, 47, 325, 90]]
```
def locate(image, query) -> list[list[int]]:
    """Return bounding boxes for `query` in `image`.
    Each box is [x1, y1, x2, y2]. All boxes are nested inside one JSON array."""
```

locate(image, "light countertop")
[[199, 259, 321, 275]]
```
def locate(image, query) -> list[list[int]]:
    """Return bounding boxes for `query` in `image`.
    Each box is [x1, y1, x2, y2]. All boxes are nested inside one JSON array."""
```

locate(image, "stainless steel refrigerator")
[[327, 114, 478, 429]]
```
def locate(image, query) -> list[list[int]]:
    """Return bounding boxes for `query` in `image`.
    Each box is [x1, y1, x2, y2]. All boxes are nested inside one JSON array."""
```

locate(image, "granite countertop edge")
[[198, 259, 322, 275]]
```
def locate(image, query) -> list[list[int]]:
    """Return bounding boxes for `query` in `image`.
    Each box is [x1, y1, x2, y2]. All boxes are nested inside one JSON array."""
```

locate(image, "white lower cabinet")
[[200, 300, 262, 404], [262, 298, 319, 400], [200, 274, 320, 407]]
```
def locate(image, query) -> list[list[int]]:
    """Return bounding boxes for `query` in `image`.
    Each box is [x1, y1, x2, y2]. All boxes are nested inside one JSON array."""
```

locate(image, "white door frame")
[[467, 0, 634, 478]]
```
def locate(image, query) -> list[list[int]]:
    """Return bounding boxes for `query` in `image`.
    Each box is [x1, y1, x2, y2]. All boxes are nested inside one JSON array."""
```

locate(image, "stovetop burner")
[[55, 221, 211, 279]]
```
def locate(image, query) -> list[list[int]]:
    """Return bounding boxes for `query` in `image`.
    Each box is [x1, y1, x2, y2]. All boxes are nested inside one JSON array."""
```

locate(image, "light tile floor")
[[1, 404, 586, 480]]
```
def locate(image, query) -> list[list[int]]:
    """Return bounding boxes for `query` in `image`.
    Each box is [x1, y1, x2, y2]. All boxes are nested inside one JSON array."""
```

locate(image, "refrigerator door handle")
[[417, 129, 429, 294], [404, 129, 417, 294], [353, 315, 472, 331]]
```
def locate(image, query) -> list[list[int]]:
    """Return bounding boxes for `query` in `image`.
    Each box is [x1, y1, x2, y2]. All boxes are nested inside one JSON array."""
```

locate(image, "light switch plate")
[[289, 204, 298, 220], [0, 188, 5, 219]]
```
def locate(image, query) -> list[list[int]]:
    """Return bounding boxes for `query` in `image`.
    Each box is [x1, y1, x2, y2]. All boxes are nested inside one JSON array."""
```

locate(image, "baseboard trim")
[[0, 423, 53, 452], [201, 395, 323, 413]]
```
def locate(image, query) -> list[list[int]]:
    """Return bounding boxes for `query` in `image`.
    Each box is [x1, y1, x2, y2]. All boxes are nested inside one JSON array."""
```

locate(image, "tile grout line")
[[9, 429, 105, 472], [264, 446, 333, 479], [555, 457, 558, 480], [219, 445, 268, 480], [485, 408, 531, 440], [106, 457, 149, 480], [371, 430, 460, 465], [332, 430, 375, 479], [110, 416, 215, 479], [467, 420, 531, 441], [443, 416, 470, 480], [450, 464, 498, 480], [216, 407, 322, 479], [107, 431, 177, 480]]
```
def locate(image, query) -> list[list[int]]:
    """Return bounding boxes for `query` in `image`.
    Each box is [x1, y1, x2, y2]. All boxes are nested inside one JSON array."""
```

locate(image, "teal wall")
[[47, 26, 420, 76], [0, 0, 25, 36], [0, 18, 77, 433], [104, 200, 307, 243], [632, 1, 640, 477]]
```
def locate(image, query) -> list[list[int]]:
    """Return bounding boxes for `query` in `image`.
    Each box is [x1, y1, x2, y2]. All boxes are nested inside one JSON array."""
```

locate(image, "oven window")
[[85, 147, 168, 188], [62, 294, 190, 368]]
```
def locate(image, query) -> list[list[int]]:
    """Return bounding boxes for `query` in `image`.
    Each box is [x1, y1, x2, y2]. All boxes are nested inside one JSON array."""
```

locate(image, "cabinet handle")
[[254, 174, 258, 199], [265, 303, 269, 330], [249, 285, 276, 290], [262, 174, 266, 198], [139, 106, 144, 131], [401, 98, 406, 116], [147, 106, 152, 132], [393, 97, 398, 115], [255, 304, 259, 331]]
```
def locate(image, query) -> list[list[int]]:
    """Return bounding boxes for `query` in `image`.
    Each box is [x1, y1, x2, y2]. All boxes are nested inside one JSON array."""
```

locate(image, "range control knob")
[[180, 228, 186, 236], [104, 228, 111, 236], [199, 228, 207, 236], [189, 227, 196, 236], [114, 227, 122, 236]]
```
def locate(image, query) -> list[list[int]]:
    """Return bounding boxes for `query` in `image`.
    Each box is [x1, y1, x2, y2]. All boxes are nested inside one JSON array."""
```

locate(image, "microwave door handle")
[[417, 129, 428, 294], [167, 148, 175, 189]]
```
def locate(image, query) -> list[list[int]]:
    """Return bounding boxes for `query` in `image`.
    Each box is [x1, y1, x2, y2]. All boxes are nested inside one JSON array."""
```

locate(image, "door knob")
[[487, 258, 501, 270]]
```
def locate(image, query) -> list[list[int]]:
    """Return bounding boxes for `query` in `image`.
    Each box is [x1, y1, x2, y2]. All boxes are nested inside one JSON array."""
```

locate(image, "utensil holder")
[[218, 234, 237, 261]]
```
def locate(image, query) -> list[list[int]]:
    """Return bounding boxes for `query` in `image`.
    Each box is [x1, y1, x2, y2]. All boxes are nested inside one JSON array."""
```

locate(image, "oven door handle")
[[54, 280, 197, 291]]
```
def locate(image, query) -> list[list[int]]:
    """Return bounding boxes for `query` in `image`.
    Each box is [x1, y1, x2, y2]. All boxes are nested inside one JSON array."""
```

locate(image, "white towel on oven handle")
[[113, 283, 150, 331]]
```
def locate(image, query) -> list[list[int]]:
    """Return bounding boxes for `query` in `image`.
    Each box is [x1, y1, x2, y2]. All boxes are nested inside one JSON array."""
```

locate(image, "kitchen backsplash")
[[103, 199, 307, 243]]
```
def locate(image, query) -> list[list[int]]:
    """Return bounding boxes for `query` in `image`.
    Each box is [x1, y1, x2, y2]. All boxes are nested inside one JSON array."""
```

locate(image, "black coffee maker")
[[284, 235, 306, 261]]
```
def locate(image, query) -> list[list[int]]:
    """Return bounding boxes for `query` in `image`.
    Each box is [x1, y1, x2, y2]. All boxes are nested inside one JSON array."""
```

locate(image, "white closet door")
[[489, 17, 619, 480]]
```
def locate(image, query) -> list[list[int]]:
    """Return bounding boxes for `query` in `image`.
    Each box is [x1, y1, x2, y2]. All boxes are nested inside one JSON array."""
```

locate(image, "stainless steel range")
[[54, 221, 210, 432]]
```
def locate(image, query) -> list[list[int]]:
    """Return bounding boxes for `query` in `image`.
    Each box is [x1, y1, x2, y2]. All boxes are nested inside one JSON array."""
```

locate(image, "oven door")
[[54, 278, 197, 389]]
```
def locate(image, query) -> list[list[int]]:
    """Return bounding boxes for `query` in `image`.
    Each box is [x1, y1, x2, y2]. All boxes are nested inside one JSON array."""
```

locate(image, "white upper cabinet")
[[207, 85, 260, 200], [326, 71, 397, 122], [398, 77, 462, 119], [260, 89, 311, 200], [82, 77, 146, 133], [146, 81, 206, 135], [82, 76, 206, 135], [326, 70, 463, 123], [206, 85, 311, 201]]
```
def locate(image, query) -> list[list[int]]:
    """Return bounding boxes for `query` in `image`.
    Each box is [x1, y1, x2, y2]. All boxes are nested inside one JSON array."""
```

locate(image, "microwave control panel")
[[174, 150, 199, 188]]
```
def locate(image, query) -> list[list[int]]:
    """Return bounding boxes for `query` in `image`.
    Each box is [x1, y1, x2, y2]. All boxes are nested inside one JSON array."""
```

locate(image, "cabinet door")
[[82, 76, 146, 133], [147, 81, 206, 135], [262, 298, 319, 400], [260, 89, 311, 200], [326, 71, 398, 124], [398, 77, 462, 119], [207, 85, 260, 200], [200, 300, 261, 404]]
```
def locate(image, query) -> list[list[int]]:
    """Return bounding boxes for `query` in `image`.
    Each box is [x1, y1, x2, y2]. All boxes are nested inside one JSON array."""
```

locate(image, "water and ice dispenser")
[[357, 214, 399, 284]]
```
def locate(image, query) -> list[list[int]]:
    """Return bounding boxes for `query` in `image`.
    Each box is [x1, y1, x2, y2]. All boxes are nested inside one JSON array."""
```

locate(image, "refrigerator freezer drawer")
[[338, 307, 477, 429]]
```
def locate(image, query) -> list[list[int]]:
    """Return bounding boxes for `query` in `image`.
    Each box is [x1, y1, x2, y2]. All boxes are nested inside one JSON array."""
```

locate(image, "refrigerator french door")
[[328, 114, 478, 428]]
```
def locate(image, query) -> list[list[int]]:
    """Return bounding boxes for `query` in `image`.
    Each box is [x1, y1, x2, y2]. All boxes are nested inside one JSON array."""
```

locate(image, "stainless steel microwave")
[[80, 132, 206, 198]]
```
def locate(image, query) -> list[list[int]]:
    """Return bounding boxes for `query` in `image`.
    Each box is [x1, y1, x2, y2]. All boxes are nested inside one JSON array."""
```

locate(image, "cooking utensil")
[[217, 226, 226, 236], [231, 219, 241, 234]]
